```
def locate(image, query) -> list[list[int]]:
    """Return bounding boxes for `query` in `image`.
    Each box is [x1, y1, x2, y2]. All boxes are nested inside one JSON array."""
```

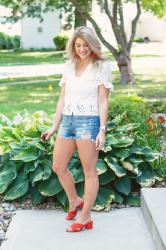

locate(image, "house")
[[21, 7, 61, 49], [0, 1, 166, 50], [0, 5, 61, 49]]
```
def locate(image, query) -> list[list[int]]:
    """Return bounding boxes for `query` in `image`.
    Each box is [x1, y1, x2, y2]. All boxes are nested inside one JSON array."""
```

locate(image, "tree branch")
[[104, 0, 128, 56], [118, 0, 127, 47], [127, 0, 141, 52]]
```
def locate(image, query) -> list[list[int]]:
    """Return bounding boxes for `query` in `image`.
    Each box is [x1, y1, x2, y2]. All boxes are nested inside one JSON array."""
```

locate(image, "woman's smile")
[[75, 37, 92, 60]]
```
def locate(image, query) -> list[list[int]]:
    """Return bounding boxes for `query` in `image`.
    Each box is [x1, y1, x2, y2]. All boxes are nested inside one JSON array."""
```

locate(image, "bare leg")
[[75, 139, 99, 223], [52, 135, 82, 210]]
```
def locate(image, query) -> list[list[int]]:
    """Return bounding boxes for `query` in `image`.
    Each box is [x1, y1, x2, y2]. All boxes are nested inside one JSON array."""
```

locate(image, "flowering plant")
[[146, 114, 166, 180]]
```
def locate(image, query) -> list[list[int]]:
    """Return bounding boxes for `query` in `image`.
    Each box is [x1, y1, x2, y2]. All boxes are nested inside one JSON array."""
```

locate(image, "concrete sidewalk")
[[0, 207, 155, 250], [0, 64, 65, 80], [0, 56, 166, 80]]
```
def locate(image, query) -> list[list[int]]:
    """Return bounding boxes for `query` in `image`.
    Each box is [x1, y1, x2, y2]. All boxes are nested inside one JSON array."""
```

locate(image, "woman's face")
[[74, 37, 92, 60]]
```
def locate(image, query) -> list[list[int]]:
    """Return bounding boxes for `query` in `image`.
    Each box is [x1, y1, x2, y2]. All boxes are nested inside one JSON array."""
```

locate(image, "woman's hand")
[[41, 126, 57, 141], [95, 130, 105, 150]]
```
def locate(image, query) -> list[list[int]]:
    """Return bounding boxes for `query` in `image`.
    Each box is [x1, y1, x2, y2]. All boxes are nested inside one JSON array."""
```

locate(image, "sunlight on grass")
[[0, 51, 65, 66], [0, 86, 8, 91], [29, 93, 51, 97]]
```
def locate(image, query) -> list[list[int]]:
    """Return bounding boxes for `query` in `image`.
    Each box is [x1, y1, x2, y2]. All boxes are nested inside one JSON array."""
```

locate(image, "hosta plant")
[[0, 111, 163, 210]]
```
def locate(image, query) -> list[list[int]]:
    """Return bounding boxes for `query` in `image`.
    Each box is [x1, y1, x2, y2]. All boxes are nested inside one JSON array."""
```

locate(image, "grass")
[[0, 80, 61, 119], [112, 69, 166, 102], [0, 75, 61, 84], [0, 50, 160, 66], [0, 67, 166, 119], [0, 51, 66, 66]]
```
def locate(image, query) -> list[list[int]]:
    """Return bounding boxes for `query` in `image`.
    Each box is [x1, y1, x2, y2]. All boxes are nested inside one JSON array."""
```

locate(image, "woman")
[[41, 26, 113, 232]]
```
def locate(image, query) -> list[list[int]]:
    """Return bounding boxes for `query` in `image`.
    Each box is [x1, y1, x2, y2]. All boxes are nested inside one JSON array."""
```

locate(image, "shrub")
[[108, 95, 166, 173], [53, 34, 69, 51], [5, 35, 13, 49], [12, 35, 21, 49], [148, 101, 166, 114], [108, 94, 151, 129], [0, 32, 7, 49], [0, 32, 20, 50], [0, 111, 163, 209], [133, 37, 145, 43]]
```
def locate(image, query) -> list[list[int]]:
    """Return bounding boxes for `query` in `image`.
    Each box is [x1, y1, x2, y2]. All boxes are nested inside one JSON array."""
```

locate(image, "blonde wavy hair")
[[66, 26, 106, 67]]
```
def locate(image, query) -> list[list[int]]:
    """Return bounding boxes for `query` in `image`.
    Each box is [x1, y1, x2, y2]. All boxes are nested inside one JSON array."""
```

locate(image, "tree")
[[1, 0, 166, 84], [69, 0, 166, 84]]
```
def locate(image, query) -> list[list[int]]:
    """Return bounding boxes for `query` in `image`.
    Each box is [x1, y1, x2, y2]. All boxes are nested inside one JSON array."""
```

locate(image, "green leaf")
[[104, 135, 119, 146], [99, 170, 115, 185], [95, 187, 113, 206], [113, 138, 134, 148], [40, 159, 52, 180], [126, 154, 144, 166], [30, 186, 44, 205], [71, 166, 84, 183], [105, 156, 126, 177], [137, 169, 155, 187], [121, 161, 134, 171], [0, 143, 10, 155], [38, 173, 62, 196], [130, 146, 146, 155], [11, 147, 39, 162], [24, 162, 36, 175], [116, 123, 140, 132], [125, 194, 140, 206], [30, 167, 44, 185], [76, 182, 84, 198], [112, 190, 124, 204], [144, 154, 159, 162], [96, 159, 107, 175], [153, 168, 164, 181], [57, 190, 68, 206], [114, 176, 131, 195], [102, 145, 112, 153], [68, 158, 84, 183], [0, 168, 17, 193], [114, 148, 131, 159], [4, 172, 29, 200], [0, 127, 19, 142]]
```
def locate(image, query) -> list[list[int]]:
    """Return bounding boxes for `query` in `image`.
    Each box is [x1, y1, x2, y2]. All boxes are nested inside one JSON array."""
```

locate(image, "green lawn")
[[0, 74, 61, 84], [1, 68, 166, 119], [0, 80, 60, 119], [0, 51, 66, 66], [0, 50, 160, 66], [113, 69, 166, 101]]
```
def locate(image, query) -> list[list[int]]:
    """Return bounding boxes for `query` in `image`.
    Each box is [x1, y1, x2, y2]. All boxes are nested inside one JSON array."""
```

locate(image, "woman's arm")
[[51, 84, 65, 132], [95, 85, 109, 150], [41, 84, 65, 140], [98, 85, 109, 128]]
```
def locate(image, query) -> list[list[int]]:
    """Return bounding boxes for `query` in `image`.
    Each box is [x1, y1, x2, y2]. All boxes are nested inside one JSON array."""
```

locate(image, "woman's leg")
[[75, 139, 99, 223], [52, 134, 82, 210]]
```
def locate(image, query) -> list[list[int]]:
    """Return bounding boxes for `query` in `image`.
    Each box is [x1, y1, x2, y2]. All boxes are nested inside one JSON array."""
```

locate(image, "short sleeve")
[[59, 60, 70, 86], [96, 61, 113, 92]]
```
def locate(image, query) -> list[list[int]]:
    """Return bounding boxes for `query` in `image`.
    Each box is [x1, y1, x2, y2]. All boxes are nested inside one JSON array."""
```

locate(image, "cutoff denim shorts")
[[57, 114, 100, 143]]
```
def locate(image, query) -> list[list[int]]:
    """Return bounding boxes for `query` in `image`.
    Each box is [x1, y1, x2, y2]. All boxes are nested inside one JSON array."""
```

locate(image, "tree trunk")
[[116, 53, 135, 84], [74, 8, 86, 28]]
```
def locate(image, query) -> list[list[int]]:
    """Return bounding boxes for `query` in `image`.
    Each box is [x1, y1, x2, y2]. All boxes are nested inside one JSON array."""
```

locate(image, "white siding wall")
[[21, 10, 61, 49], [90, 0, 166, 47], [136, 13, 166, 42]]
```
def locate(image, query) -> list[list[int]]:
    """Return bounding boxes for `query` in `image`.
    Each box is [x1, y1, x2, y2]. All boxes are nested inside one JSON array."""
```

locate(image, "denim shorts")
[[57, 114, 100, 142]]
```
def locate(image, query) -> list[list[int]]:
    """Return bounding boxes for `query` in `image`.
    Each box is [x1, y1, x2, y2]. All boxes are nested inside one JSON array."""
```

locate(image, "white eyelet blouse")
[[59, 60, 113, 116]]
